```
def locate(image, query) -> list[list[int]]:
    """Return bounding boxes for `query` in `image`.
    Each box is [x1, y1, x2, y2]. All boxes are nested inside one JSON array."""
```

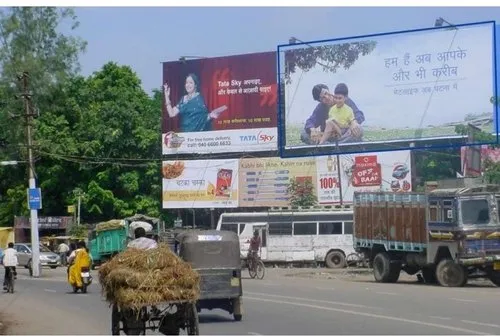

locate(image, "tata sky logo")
[[239, 131, 275, 144]]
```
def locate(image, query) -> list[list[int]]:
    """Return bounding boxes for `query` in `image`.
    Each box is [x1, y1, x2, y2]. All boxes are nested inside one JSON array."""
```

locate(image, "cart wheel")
[[111, 304, 121, 335], [256, 260, 265, 280], [186, 303, 200, 335]]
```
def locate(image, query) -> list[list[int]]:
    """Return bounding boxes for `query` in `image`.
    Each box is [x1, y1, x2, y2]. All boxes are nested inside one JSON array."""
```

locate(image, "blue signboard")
[[27, 188, 42, 210]]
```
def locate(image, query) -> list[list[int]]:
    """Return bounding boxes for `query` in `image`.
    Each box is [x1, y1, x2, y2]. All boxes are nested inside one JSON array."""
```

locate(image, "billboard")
[[162, 159, 240, 208], [162, 150, 411, 208], [278, 21, 497, 158], [162, 52, 278, 155]]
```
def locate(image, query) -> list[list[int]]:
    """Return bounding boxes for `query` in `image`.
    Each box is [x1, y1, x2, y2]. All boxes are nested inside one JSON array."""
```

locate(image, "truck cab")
[[426, 186, 500, 286]]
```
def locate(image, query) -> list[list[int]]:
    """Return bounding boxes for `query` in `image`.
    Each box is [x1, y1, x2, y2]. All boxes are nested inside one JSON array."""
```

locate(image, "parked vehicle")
[[14, 243, 60, 270], [175, 230, 243, 322], [216, 206, 355, 268], [353, 185, 500, 287]]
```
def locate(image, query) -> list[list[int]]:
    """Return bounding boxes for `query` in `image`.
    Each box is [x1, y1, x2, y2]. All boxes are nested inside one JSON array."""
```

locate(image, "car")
[[14, 243, 61, 269]]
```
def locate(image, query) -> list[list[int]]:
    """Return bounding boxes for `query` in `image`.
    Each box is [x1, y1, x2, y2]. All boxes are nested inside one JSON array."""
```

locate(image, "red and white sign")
[[352, 156, 382, 187]]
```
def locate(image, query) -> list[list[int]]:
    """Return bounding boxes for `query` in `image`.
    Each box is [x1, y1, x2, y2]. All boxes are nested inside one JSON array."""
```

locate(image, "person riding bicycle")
[[2, 242, 18, 290], [247, 230, 261, 266]]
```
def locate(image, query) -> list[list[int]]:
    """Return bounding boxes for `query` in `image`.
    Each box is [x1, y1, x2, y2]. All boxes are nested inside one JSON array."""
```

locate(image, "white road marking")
[[450, 298, 477, 303], [44, 289, 57, 293], [461, 320, 500, 329], [245, 291, 376, 309], [248, 333, 262, 335], [429, 316, 452, 321], [375, 291, 398, 296], [245, 296, 487, 335]]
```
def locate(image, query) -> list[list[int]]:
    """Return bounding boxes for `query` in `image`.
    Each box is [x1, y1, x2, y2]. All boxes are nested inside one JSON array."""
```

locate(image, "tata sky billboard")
[[277, 21, 498, 158]]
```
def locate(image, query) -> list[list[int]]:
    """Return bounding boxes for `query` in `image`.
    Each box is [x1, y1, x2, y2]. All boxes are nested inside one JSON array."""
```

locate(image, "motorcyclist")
[[67, 240, 92, 291], [2, 242, 18, 290], [247, 230, 261, 267]]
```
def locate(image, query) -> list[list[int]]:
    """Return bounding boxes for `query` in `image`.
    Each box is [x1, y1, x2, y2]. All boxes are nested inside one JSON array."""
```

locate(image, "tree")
[[413, 148, 460, 190], [0, 7, 86, 226], [283, 41, 377, 84], [288, 179, 317, 207]]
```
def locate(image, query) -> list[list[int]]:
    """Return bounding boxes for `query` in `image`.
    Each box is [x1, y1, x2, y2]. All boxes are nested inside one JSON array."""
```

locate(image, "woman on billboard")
[[163, 73, 226, 133]]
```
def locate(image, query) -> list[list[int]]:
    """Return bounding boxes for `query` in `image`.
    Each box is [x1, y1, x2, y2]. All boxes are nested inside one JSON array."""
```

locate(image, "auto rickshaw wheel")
[[186, 303, 200, 335]]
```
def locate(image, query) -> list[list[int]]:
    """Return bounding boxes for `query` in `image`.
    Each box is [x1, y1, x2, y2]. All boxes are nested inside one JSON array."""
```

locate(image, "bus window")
[[319, 222, 342, 235], [239, 224, 246, 234], [293, 222, 317, 235], [268, 222, 293, 235], [343, 221, 353, 234], [220, 223, 238, 234]]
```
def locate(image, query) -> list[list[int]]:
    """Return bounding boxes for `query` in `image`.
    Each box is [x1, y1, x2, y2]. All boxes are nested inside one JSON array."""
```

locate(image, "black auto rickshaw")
[[175, 229, 243, 321]]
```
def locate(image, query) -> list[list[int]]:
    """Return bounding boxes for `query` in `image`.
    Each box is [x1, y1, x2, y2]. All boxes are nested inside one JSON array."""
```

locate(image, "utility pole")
[[20, 72, 41, 278], [77, 193, 81, 226]]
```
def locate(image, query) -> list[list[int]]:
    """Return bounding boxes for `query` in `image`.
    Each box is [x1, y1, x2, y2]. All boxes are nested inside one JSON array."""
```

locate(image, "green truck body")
[[89, 214, 162, 267]]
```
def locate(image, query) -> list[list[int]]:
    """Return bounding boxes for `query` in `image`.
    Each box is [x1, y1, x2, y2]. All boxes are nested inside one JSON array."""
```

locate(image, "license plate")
[[230, 278, 240, 286], [81, 272, 90, 277], [494, 262, 500, 271]]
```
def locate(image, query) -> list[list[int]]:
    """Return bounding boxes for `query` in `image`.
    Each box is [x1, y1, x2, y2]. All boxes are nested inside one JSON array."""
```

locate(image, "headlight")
[[40, 255, 48, 261]]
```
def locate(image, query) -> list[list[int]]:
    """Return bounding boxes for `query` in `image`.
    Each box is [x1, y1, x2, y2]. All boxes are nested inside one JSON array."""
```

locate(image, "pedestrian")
[[58, 241, 70, 266]]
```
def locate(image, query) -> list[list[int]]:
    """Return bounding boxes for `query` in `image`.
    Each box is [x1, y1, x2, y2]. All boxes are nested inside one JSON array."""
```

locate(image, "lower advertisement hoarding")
[[162, 150, 412, 209]]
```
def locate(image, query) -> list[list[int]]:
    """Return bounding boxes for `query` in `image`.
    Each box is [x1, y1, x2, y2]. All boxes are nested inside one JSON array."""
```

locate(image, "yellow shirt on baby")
[[328, 104, 355, 128]]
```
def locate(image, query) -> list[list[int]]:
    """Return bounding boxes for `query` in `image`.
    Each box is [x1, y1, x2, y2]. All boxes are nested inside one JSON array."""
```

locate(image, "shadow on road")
[[198, 314, 235, 324]]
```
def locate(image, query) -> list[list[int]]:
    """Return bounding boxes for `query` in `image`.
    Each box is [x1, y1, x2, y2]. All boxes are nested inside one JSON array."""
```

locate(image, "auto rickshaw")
[[175, 229, 243, 322]]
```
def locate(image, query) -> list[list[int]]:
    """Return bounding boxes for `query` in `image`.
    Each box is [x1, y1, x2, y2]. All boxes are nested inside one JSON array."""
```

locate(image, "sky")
[[284, 22, 493, 128], [71, 7, 500, 95]]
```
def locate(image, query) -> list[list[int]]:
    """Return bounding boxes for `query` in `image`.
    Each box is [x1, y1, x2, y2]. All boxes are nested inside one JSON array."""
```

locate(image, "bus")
[[216, 206, 355, 268]]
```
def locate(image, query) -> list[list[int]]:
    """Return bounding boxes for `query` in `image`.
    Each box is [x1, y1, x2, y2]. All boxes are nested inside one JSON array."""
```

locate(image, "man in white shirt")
[[128, 227, 158, 250], [2, 242, 18, 290], [58, 242, 70, 266]]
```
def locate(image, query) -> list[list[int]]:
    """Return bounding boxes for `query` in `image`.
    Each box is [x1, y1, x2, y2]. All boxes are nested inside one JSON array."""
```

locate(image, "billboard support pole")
[[336, 154, 343, 205]]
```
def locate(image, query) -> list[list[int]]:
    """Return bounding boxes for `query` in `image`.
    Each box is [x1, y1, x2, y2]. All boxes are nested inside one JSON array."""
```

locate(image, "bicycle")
[[244, 251, 265, 280], [4, 267, 15, 294]]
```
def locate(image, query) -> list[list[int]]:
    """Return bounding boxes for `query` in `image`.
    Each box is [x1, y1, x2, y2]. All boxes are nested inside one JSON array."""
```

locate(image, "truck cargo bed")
[[354, 192, 428, 252]]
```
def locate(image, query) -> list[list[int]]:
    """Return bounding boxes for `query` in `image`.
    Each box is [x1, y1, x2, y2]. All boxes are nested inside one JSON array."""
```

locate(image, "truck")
[[353, 185, 500, 287], [88, 214, 162, 268]]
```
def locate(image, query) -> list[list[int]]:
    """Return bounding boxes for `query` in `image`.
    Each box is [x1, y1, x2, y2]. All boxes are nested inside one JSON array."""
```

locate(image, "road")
[[0, 267, 499, 335]]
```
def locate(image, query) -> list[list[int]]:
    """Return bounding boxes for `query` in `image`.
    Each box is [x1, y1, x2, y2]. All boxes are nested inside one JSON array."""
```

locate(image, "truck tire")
[[488, 270, 500, 287], [325, 251, 346, 269], [373, 252, 400, 283], [436, 259, 467, 287]]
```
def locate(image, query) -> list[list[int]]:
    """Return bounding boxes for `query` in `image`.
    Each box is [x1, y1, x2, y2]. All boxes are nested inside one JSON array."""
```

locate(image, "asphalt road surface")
[[0, 267, 499, 335]]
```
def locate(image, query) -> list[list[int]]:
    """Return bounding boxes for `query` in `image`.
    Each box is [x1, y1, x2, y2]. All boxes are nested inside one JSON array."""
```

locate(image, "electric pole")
[[20, 72, 41, 278]]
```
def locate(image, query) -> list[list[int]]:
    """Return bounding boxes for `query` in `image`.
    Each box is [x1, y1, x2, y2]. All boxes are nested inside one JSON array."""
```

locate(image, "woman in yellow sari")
[[68, 241, 91, 290]]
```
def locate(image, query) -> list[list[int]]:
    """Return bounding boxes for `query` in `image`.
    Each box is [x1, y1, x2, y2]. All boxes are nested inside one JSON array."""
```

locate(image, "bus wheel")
[[325, 251, 345, 269]]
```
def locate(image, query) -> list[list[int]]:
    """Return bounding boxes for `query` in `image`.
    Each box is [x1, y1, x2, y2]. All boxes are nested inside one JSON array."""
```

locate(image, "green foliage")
[[284, 41, 377, 84], [68, 224, 87, 238], [287, 179, 317, 207], [0, 9, 163, 226]]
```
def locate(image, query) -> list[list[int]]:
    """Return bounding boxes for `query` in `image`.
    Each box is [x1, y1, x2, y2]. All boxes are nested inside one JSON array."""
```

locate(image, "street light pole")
[[77, 193, 81, 226], [21, 72, 41, 278]]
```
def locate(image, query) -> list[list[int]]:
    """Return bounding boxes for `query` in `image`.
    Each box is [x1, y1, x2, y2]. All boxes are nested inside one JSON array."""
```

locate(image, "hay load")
[[98, 244, 200, 310], [95, 219, 125, 232]]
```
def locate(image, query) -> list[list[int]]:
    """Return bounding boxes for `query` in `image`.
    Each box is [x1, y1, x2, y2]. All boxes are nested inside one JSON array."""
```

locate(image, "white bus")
[[216, 206, 355, 268]]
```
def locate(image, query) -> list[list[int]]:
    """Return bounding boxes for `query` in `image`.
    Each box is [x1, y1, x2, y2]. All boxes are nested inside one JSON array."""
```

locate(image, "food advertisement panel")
[[162, 150, 411, 208], [278, 21, 497, 157], [162, 159, 239, 208], [162, 51, 278, 155]]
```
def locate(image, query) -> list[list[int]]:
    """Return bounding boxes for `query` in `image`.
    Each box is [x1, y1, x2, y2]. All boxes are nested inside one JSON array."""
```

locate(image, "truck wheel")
[[325, 251, 346, 269], [373, 252, 400, 283], [489, 270, 500, 286], [436, 259, 467, 287]]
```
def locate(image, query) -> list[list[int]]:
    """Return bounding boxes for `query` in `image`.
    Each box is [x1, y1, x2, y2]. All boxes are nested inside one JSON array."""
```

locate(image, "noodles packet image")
[[215, 169, 233, 198]]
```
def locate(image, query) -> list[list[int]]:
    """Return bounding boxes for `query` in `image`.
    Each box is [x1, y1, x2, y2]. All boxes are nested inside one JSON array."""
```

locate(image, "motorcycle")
[[69, 265, 92, 293]]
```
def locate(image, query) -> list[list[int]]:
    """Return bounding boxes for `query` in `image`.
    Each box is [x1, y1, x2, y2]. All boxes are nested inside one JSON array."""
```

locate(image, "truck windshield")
[[461, 199, 490, 225]]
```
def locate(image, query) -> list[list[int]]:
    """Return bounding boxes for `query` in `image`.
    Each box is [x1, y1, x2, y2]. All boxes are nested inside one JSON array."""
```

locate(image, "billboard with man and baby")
[[162, 51, 278, 155], [277, 21, 498, 158]]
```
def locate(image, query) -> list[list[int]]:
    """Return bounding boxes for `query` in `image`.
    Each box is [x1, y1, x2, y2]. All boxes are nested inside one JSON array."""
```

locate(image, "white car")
[[14, 243, 61, 269]]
